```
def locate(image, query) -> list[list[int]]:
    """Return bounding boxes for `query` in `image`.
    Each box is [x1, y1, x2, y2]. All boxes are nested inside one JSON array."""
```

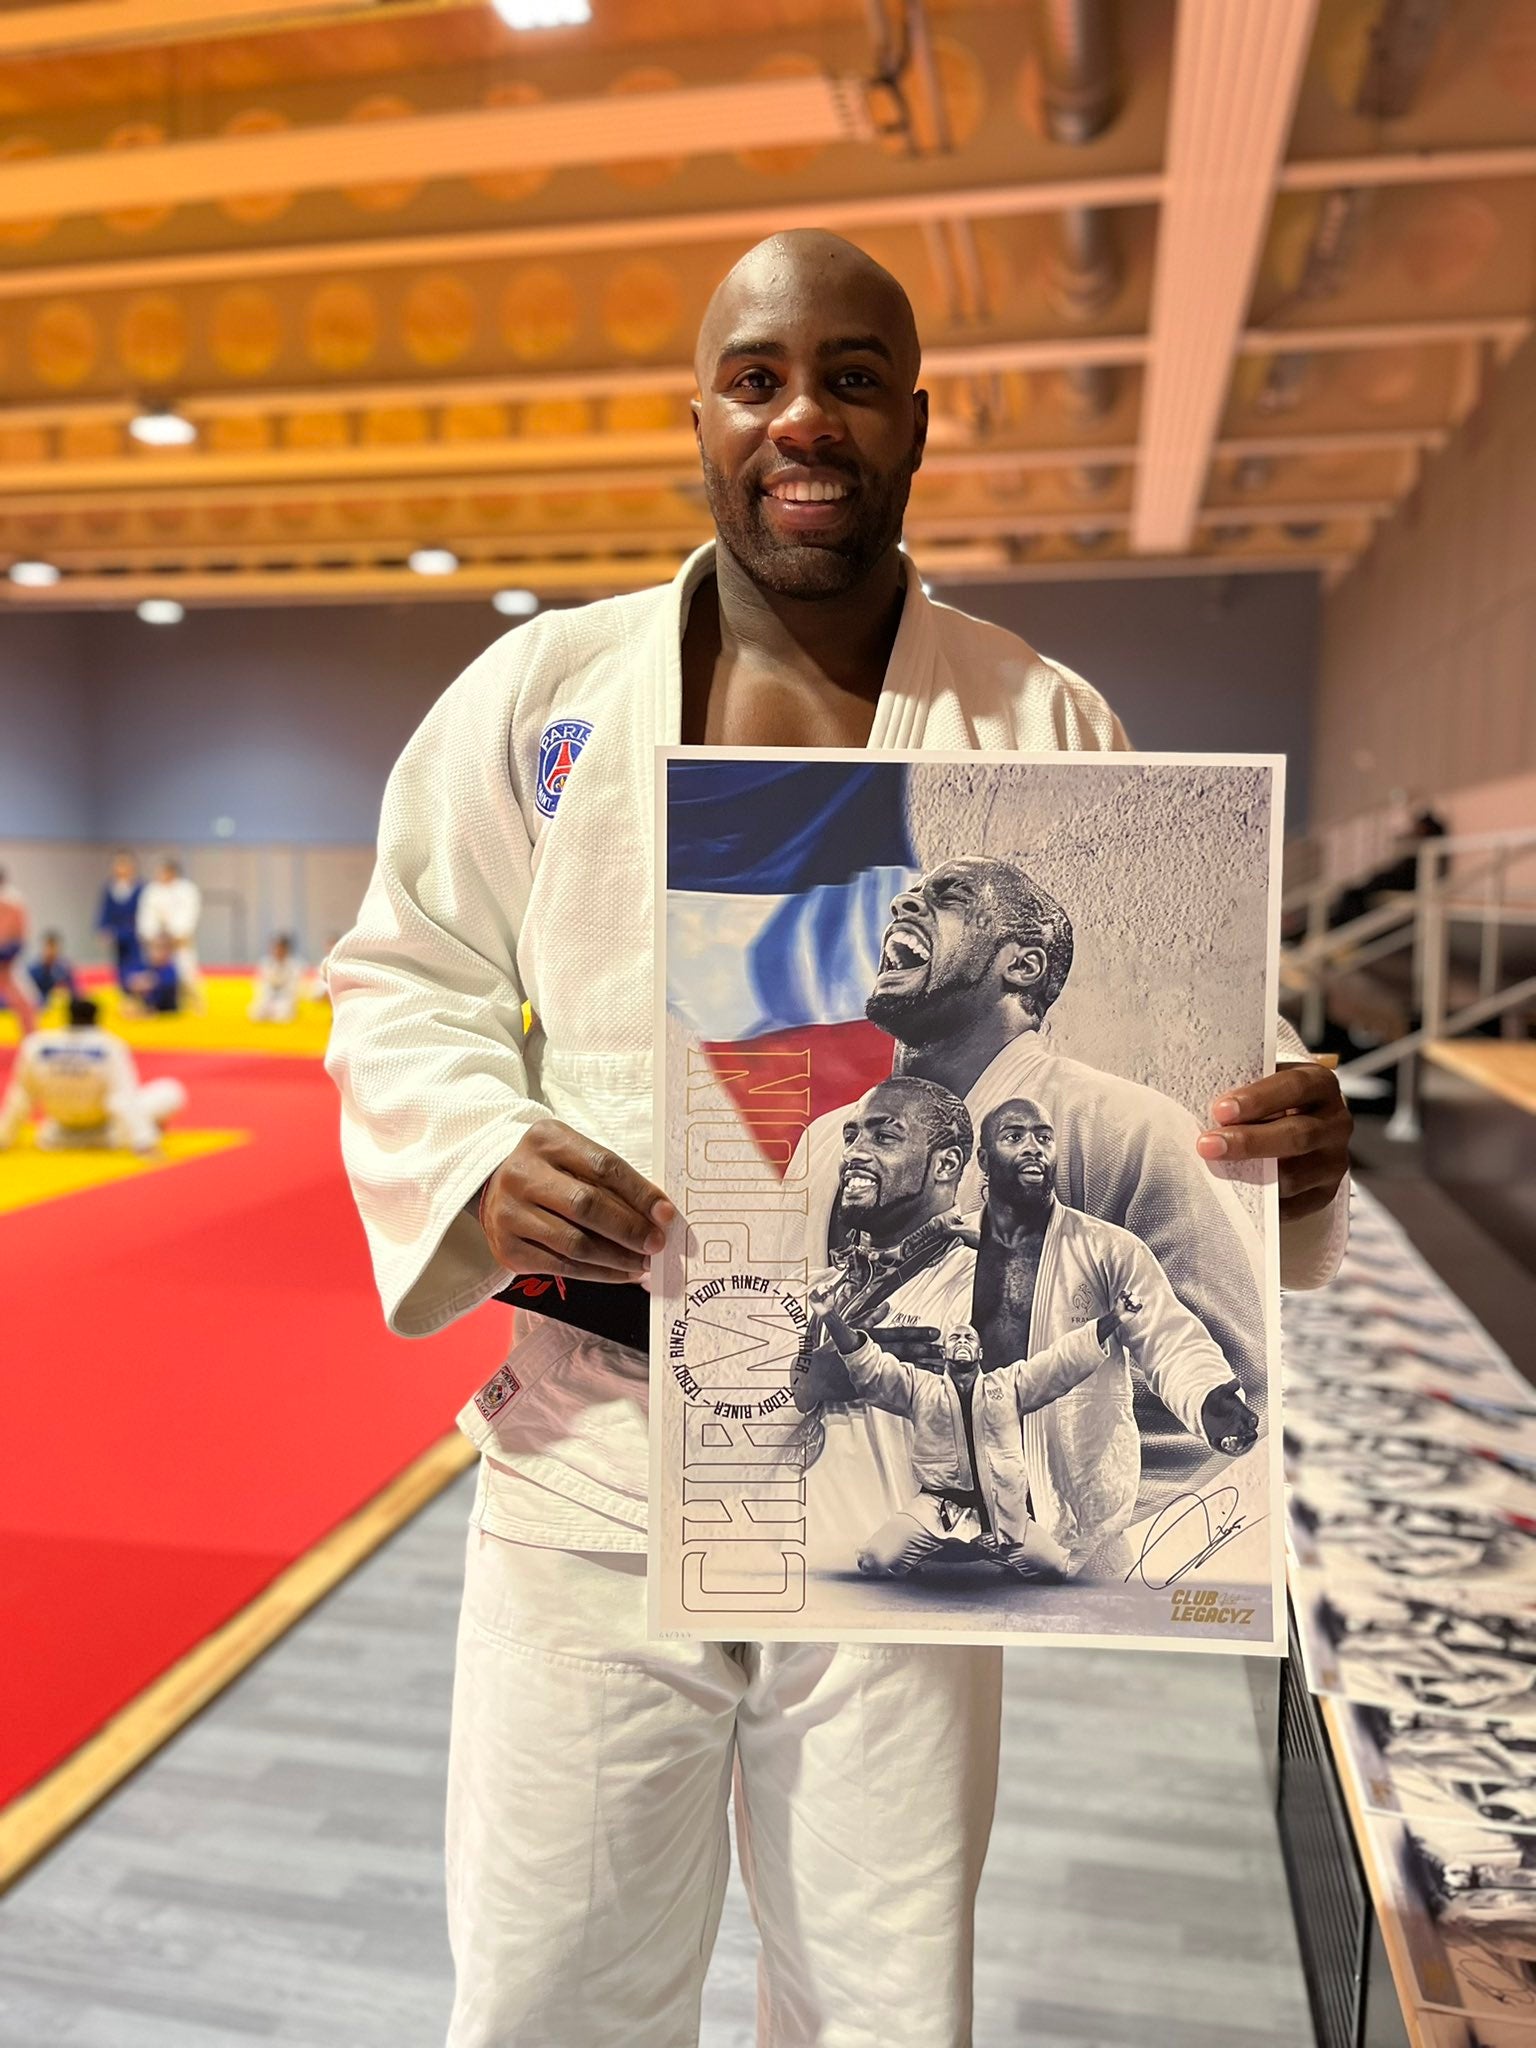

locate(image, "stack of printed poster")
[[1288, 1186, 1536, 2043]]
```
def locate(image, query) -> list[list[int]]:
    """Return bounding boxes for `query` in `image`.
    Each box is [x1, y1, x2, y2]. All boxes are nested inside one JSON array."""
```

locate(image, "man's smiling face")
[[837, 1086, 932, 1218], [692, 233, 926, 599]]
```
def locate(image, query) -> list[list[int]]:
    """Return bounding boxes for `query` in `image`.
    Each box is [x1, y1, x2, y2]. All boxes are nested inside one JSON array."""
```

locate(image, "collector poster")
[[649, 751, 1286, 1651]]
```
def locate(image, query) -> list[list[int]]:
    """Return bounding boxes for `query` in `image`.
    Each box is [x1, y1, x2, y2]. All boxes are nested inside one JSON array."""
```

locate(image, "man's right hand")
[[478, 1120, 674, 1284]]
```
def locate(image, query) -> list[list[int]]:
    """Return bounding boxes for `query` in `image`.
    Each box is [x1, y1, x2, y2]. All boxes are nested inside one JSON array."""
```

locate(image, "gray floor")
[[0, 1471, 1311, 2048]]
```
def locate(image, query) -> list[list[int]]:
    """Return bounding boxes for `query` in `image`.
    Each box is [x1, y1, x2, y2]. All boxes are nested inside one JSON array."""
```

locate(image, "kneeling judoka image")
[[804, 1294, 1136, 1581]]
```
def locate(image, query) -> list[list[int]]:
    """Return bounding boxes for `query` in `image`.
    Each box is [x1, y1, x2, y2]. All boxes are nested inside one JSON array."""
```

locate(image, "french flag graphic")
[[665, 760, 917, 1152]]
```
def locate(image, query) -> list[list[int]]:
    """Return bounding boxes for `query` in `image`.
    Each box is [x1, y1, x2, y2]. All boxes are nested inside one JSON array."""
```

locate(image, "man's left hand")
[[1201, 1383, 1259, 1455], [1196, 1063, 1352, 1224]]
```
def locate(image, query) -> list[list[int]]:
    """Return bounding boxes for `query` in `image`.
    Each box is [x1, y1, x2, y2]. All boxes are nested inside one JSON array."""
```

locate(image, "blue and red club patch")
[[535, 717, 593, 818]]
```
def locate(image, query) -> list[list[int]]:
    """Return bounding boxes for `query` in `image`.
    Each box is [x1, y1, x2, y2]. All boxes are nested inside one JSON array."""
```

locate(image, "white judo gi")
[[837, 1315, 1115, 1577], [0, 1025, 185, 1152], [248, 949, 307, 1023], [137, 874, 203, 1000], [325, 543, 1342, 2048]]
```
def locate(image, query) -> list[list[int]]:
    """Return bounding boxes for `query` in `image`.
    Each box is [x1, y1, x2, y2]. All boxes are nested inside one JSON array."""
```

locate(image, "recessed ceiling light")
[[491, 587, 539, 617], [489, 0, 590, 28], [8, 560, 59, 587], [137, 598, 185, 624], [409, 547, 460, 576], [129, 409, 198, 448]]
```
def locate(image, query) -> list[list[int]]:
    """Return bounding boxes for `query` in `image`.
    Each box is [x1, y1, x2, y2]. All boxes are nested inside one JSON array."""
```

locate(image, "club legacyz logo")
[[1169, 1587, 1256, 1627], [535, 717, 593, 818]]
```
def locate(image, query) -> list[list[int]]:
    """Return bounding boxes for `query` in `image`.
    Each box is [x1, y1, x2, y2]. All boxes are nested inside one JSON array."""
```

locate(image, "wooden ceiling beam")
[[0, 136, 1527, 302], [0, 175, 1167, 303], [14, 502, 1396, 577], [0, 0, 380, 58], [4, 316, 1510, 442], [1278, 146, 1536, 191], [0, 334, 1151, 436], [1132, 0, 1320, 554], [0, 544, 1359, 606], [0, 545, 1355, 608], [0, 76, 871, 227], [1236, 316, 1534, 357]]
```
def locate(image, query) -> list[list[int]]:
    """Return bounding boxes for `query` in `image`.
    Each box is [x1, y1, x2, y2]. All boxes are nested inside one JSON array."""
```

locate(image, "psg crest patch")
[[535, 718, 593, 818]]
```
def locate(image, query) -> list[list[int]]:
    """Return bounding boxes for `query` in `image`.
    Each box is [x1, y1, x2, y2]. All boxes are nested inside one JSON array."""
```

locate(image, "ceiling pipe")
[[1034, 0, 1124, 509], [1253, 3, 1448, 415]]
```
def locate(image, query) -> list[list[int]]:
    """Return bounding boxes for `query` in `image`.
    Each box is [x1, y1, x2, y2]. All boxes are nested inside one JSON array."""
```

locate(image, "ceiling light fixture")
[[489, 0, 590, 29], [8, 560, 60, 587], [129, 407, 198, 448], [137, 598, 185, 624], [491, 588, 540, 617], [409, 547, 460, 576]]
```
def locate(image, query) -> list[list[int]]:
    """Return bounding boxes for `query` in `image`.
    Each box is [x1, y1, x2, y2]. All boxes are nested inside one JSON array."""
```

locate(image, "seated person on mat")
[[29, 931, 77, 1008], [249, 933, 307, 1023], [125, 936, 182, 1015], [0, 994, 186, 1156], [802, 1288, 1137, 1583]]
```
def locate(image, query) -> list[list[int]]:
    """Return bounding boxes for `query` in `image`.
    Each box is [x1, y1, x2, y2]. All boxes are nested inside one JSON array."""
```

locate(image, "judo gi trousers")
[[445, 1527, 1003, 2048]]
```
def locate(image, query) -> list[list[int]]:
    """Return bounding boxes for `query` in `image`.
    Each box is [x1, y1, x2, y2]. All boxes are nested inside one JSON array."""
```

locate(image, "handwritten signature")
[[1128, 1487, 1261, 1588], [1463, 1954, 1536, 2009]]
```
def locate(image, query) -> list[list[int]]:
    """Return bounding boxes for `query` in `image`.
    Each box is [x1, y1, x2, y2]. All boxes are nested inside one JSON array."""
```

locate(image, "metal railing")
[[1281, 826, 1536, 1140]]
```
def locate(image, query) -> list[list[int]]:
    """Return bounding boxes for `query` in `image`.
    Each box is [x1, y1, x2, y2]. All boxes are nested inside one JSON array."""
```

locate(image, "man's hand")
[[478, 1119, 673, 1284], [1201, 1383, 1259, 1456], [1196, 1063, 1352, 1223]]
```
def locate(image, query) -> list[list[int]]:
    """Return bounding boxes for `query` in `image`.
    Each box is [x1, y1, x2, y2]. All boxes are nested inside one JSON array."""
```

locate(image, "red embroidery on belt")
[[504, 1275, 568, 1301]]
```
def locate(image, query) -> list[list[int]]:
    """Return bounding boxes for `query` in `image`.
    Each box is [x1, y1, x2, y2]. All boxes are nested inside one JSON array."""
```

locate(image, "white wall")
[[1315, 333, 1536, 825]]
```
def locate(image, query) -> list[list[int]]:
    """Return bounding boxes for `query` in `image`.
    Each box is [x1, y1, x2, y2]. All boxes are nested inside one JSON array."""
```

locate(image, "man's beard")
[[865, 953, 991, 1046], [987, 1161, 1054, 1214], [700, 449, 915, 599]]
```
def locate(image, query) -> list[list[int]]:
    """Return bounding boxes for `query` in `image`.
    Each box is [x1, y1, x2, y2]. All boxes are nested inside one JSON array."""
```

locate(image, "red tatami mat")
[[0, 1051, 502, 1807]]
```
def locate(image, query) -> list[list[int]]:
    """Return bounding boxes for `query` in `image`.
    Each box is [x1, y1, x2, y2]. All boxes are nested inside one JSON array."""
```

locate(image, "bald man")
[[328, 230, 1352, 2048]]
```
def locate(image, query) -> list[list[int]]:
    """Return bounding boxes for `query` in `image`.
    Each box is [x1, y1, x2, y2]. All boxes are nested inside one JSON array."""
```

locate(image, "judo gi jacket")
[[326, 543, 1340, 1555]]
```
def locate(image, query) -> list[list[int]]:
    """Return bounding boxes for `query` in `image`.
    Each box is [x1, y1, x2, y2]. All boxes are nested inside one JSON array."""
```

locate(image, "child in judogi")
[[805, 1286, 1139, 1582], [249, 934, 308, 1023]]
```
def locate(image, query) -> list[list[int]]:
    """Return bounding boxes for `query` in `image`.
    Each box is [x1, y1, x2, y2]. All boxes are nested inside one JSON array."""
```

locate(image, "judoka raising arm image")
[[967, 1096, 1257, 1578], [806, 1292, 1131, 1583]]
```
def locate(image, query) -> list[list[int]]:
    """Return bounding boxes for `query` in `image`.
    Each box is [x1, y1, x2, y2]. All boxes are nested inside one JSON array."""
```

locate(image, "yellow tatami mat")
[[0, 1129, 250, 1215], [0, 977, 332, 1060]]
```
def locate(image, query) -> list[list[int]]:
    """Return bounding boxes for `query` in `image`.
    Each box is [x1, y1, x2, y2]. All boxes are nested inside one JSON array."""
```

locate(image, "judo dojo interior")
[[2, 0, 1536, 2041]]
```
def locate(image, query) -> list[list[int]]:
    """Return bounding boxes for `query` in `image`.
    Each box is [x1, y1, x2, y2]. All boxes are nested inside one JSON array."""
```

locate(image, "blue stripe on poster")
[[665, 761, 914, 894]]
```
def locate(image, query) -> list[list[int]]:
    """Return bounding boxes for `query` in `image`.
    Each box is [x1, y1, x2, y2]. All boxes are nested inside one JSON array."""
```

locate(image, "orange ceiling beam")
[[0, 75, 873, 226]]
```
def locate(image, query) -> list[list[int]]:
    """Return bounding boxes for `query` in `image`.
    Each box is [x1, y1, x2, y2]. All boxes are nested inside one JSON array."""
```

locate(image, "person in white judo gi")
[[136, 857, 203, 1007], [325, 230, 1353, 2048], [802, 1092, 1255, 1581], [0, 994, 186, 1154], [804, 1300, 1127, 1581], [248, 933, 307, 1023], [790, 1073, 981, 1561]]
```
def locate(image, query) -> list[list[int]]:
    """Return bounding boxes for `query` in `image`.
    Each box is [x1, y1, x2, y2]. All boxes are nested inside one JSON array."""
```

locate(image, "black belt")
[[921, 1485, 984, 1511], [495, 1275, 649, 1353]]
